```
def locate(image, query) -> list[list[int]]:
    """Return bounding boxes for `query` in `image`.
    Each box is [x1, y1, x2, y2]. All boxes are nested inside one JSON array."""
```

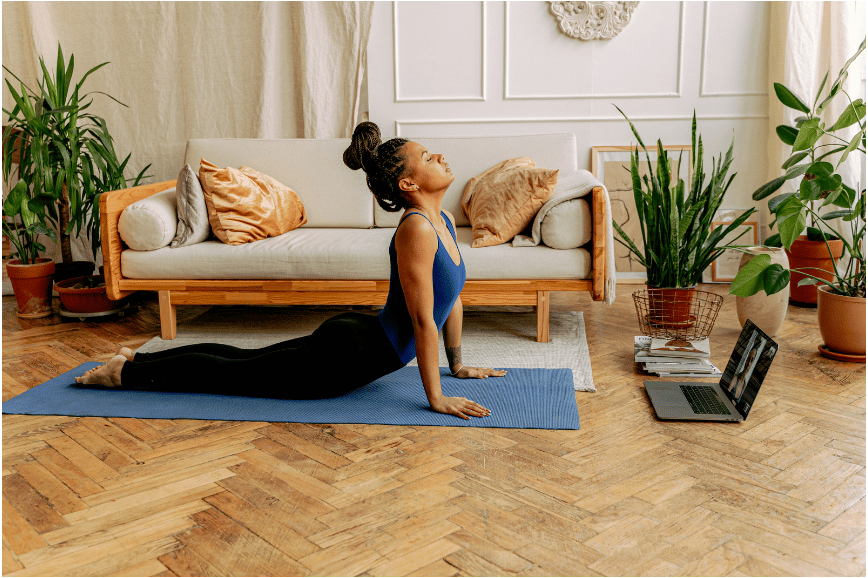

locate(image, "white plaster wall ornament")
[[549, 1, 640, 41]]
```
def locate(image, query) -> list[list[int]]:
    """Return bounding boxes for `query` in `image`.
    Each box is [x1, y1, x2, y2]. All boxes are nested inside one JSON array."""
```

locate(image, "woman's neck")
[[406, 198, 443, 221]]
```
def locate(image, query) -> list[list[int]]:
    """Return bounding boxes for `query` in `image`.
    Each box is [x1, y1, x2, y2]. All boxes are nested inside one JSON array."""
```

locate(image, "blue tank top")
[[379, 211, 466, 364]]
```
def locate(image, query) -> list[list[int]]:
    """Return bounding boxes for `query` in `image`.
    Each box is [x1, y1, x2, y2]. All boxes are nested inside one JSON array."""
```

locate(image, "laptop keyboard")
[[680, 385, 729, 415]]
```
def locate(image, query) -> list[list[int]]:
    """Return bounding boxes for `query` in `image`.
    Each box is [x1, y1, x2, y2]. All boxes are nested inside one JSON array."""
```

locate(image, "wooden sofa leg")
[[158, 291, 177, 340], [536, 291, 550, 343]]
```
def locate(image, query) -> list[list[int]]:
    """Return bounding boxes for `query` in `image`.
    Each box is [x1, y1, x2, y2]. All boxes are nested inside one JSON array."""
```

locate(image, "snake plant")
[[612, 108, 757, 289]]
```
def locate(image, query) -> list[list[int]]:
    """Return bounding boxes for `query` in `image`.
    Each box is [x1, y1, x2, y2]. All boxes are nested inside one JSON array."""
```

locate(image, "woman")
[[76, 121, 505, 420]]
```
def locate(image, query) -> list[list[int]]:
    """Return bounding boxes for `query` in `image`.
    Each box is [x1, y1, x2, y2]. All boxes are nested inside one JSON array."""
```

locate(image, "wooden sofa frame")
[[101, 180, 606, 342]]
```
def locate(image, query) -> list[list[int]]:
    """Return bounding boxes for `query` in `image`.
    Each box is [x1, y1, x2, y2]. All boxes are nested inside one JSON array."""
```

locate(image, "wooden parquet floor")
[[2, 285, 865, 577]]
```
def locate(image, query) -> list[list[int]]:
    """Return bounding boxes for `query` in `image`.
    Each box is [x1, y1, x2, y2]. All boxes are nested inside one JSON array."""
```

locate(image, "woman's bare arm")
[[396, 216, 442, 403]]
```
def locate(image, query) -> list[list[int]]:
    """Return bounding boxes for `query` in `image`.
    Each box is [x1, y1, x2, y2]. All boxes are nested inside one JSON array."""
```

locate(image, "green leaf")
[[806, 226, 838, 242], [807, 161, 834, 176], [792, 118, 822, 152], [614, 105, 647, 152], [830, 100, 866, 131], [799, 173, 841, 202], [813, 146, 848, 166], [763, 264, 790, 295], [817, 84, 841, 114], [764, 233, 782, 247], [838, 129, 864, 167], [753, 176, 786, 201], [774, 83, 810, 113], [776, 125, 799, 145], [729, 253, 771, 297], [776, 195, 807, 248], [813, 70, 830, 109], [2, 181, 28, 217], [821, 209, 852, 220], [769, 192, 796, 214], [797, 277, 819, 287], [782, 150, 811, 169]]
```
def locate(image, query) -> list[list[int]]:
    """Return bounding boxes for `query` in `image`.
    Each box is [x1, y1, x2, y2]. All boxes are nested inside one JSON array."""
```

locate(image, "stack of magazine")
[[634, 336, 723, 379]]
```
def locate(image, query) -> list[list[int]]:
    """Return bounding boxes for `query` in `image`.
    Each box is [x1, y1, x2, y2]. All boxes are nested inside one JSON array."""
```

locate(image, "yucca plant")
[[2, 43, 150, 264], [612, 107, 757, 289]]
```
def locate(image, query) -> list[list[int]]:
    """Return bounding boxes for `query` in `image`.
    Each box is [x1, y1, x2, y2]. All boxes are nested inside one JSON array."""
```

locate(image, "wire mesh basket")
[[633, 288, 724, 340]]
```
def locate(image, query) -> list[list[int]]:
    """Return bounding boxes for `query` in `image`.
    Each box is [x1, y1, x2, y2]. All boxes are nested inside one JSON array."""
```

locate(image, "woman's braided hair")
[[343, 122, 410, 212]]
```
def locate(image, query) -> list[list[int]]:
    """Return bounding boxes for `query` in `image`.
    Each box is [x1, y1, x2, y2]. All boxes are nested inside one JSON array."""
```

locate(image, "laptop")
[[644, 319, 777, 422]]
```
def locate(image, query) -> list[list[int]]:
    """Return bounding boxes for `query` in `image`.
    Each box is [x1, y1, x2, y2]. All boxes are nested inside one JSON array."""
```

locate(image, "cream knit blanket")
[[513, 170, 617, 305]]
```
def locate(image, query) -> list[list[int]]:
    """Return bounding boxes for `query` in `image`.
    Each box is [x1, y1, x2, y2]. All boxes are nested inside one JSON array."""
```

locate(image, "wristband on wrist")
[[450, 364, 464, 376]]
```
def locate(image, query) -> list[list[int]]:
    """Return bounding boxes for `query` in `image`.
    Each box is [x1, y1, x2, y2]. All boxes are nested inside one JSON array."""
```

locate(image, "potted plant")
[[731, 39, 865, 360], [3, 45, 150, 276], [3, 180, 57, 317], [612, 108, 757, 334], [3, 44, 149, 312]]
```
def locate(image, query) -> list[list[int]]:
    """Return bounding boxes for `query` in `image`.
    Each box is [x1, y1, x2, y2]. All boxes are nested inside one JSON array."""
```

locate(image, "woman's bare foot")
[[117, 346, 135, 362], [75, 355, 127, 388]]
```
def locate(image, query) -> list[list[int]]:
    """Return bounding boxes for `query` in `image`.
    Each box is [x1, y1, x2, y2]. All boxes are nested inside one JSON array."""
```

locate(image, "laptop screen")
[[719, 319, 778, 419]]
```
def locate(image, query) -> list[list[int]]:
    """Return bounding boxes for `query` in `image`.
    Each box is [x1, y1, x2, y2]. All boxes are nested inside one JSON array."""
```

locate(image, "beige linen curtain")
[[2, 1, 373, 263], [765, 1, 865, 243]]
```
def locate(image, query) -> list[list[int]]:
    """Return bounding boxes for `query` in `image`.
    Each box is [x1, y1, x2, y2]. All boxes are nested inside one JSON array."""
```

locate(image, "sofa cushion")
[[171, 164, 211, 248], [121, 226, 591, 281], [198, 159, 307, 245], [461, 158, 558, 248], [118, 188, 178, 251]]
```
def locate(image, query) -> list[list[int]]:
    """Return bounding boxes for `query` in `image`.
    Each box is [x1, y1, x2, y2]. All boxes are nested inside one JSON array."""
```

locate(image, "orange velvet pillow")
[[199, 159, 307, 245], [461, 158, 558, 248]]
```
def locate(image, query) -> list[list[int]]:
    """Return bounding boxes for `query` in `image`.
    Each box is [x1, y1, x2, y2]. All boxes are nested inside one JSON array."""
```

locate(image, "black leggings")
[[120, 312, 405, 399]]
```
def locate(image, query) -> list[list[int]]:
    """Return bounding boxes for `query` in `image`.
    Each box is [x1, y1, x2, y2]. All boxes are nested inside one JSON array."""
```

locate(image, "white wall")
[[368, 0, 771, 226]]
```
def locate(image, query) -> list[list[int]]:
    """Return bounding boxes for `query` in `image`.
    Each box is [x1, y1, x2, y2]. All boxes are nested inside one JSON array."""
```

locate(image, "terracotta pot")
[[736, 247, 789, 337], [646, 285, 697, 328], [6, 258, 55, 318], [817, 285, 865, 356], [55, 275, 114, 313], [786, 235, 844, 305]]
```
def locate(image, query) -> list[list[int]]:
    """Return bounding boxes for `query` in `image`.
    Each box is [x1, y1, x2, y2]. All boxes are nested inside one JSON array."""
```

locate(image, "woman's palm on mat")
[[433, 366, 507, 420], [454, 366, 507, 380]]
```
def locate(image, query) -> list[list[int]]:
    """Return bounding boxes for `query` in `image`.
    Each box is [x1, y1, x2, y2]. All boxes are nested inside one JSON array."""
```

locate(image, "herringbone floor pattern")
[[2, 285, 865, 576]]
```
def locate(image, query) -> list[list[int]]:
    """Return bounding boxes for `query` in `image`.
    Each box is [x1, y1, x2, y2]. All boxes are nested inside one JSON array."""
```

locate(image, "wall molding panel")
[[393, 1, 487, 103], [699, 1, 769, 97], [503, 1, 686, 100]]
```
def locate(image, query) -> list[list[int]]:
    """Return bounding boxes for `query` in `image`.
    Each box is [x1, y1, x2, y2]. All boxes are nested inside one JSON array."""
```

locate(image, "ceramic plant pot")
[[736, 246, 789, 337], [817, 285, 865, 359], [786, 235, 844, 305], [6, 258, 55, 318]]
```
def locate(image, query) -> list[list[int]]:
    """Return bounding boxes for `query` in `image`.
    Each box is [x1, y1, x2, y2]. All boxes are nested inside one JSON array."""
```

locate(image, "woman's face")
[[400, 141, 454, 193]]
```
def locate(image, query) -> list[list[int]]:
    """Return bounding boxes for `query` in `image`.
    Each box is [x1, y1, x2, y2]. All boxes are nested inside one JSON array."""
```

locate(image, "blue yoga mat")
[[3, 363, 580, 429]]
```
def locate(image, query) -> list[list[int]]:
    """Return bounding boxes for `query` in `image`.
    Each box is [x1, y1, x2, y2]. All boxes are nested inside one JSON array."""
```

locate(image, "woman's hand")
[[430, 395, 491, 420], [453, 366, 508, 379]]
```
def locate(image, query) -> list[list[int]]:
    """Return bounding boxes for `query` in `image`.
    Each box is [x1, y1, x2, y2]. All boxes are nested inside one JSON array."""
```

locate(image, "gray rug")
[[137, 306, 596, 392]]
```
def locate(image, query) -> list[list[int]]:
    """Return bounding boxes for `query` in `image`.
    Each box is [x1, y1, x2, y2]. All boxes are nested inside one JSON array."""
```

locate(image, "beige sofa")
[[101, 134, 607, 342]]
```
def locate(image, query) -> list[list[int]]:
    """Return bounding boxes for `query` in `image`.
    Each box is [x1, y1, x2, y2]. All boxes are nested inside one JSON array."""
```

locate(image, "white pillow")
[[118, 188, 178, 251], [540, 197, 592, 249]]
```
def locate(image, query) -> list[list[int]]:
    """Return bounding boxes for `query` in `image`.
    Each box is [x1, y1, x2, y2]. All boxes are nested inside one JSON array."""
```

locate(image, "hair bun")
[[344, 121, 382, 171]]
